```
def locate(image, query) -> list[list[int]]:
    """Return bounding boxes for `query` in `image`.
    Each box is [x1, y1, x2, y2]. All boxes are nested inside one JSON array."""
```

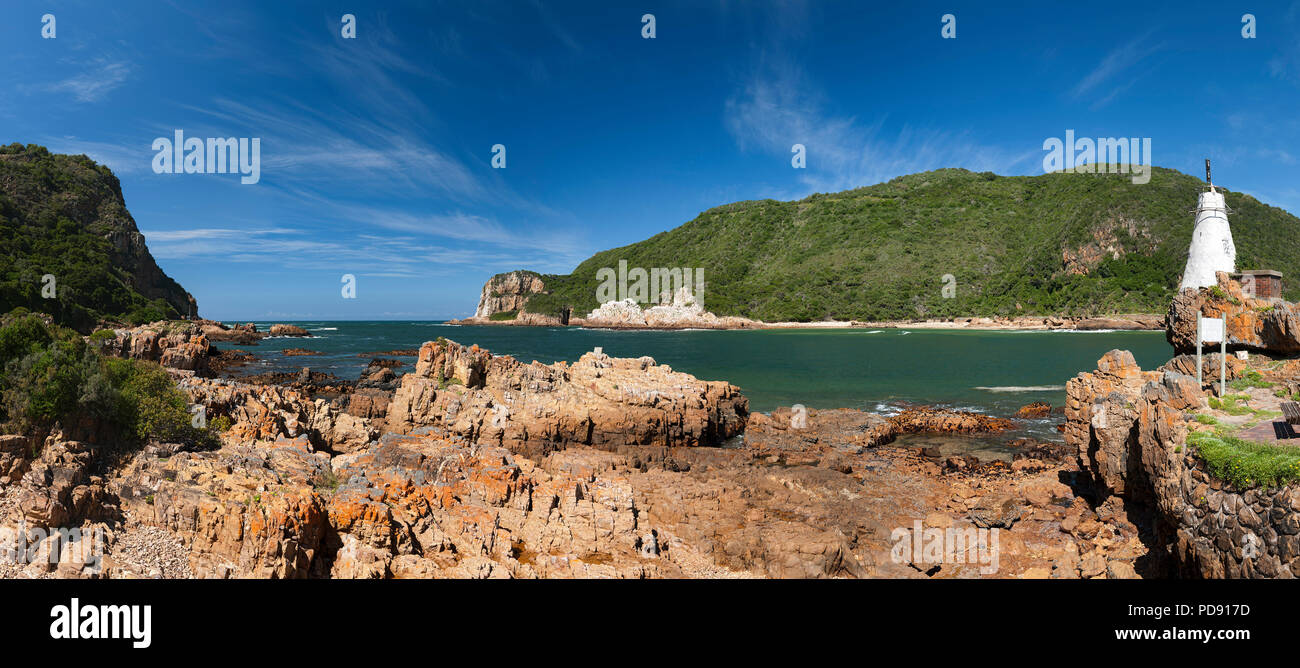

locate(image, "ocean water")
[[232, 321, 1173, 439]]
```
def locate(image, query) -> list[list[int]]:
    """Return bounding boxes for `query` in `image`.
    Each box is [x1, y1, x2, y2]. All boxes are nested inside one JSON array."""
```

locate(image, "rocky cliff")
[[473, 270, 546, 319], [1066, 349, 1300, 578], [101, 321, 212, 373]]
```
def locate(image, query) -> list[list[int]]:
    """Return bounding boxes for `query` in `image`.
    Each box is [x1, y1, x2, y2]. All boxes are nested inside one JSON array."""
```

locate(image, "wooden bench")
[[1282, 401, 1300, 426]]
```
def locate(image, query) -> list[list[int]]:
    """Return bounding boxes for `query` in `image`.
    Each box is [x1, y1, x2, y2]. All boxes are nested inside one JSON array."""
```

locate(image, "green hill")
[[505, 167, 1300, 322], [0, 144, 196, 331]]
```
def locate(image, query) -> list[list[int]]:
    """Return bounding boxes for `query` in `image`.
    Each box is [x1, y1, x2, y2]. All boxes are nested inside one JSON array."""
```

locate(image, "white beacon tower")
[[1179, 159, 1235, 291]]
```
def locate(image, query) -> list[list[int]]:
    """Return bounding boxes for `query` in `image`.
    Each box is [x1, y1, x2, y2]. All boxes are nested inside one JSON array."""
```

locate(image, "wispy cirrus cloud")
[[140, 225, 580, 278], [176, 96, 485, 201], [725, 57, 1035, 195], [1069, 34, 1163, 109], [42, 58, 131, 103]]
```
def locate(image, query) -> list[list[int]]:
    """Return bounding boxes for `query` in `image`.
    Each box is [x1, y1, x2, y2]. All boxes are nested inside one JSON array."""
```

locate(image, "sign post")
[[1198, 314, 1227, 396]]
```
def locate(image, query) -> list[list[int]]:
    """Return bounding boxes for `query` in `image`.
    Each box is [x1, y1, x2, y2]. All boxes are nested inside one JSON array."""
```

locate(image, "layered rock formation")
[[102, 321, 211, 373], [196, 320, 261, 344], [386, 339, 749, 455], [473, 270, 546, 319], [1167, 271, 1300, 354], [1066, 349, 1300, 578], [4, 399, 1121, 579], [177, 376, 375, 454]]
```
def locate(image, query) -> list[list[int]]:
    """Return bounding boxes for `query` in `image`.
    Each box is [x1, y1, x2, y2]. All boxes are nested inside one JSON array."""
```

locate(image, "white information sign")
[[1196, 314, 1228, 396], [1201, 317, 1225, 343]]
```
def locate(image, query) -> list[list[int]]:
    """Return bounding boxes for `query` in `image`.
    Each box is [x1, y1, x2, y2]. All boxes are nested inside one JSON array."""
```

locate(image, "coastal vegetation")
[[0, 310, 216, 451], [512, 167, 1300, 322], [0, 144, 193, 331], [1230, 369, 1274, 390]]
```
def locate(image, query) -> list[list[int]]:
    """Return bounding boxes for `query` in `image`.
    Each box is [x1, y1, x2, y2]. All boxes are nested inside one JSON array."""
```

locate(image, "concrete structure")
[[1179, 163, 1236, 291]]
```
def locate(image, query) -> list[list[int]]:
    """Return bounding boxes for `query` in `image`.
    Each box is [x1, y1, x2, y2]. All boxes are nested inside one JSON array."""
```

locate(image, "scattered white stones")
[[110, 525, 194, 579]]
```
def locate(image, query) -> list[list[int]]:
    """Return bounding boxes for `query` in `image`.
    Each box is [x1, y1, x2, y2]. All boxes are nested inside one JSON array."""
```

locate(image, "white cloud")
[[725, 58, 1036, 194], [43, 59, 131, 102], [1069, 35, 1162, 109]]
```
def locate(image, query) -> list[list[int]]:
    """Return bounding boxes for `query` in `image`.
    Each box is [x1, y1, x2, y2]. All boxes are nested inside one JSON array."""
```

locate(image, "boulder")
[[269, 324, 311, 337], [1015, 402, 1052, 419], [386, 339, 749, 455], [890, 407, 1015, 433]]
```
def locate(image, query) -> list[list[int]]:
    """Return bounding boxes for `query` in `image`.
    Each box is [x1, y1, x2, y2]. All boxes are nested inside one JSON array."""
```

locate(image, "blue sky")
[[3, 0, 1299, 320]]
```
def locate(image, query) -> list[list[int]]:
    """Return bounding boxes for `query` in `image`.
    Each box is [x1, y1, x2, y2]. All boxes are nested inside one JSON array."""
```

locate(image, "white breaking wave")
[[974, 385, 1065, 392]]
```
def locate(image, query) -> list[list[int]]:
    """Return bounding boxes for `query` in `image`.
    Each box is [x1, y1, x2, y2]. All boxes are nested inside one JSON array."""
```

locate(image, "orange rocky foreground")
[[0, 339, 1158, 579], [4, 407, 1123, 579]]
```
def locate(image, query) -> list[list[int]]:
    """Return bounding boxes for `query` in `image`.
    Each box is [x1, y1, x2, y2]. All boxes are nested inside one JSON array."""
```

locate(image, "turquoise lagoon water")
[[229, 321, 1173, 440]]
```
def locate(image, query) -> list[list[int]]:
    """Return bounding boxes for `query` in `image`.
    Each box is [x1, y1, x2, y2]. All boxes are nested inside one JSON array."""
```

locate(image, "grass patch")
[[1188, 431, 1300, 489], [487, 310, 518, 321], [1208, 394, 1254, 415], [1230, 370, 1274, 390], [1193, 413, 1219, 426]]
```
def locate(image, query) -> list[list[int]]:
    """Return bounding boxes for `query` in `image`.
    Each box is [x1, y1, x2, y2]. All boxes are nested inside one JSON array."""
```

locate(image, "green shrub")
[[0, 313, 215, 449], [488, 310, 518, 321], [0, 312, 55, 362], [312, 470, 341, 492], [1, 337, 95, 429], [102, 357, 211, 445]]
